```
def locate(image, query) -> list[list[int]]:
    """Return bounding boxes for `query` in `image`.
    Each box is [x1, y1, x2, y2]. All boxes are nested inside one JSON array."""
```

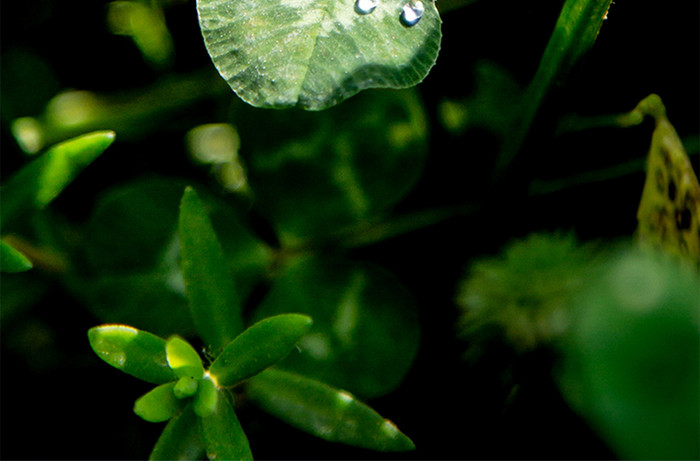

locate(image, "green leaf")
[[197, 0, 441, 110], [498, 0, 613, 172], [253, 256, 419, 398], [75, 178, 270, 338], [178, 187, 243, 352], [150, 404, 205, 461], [0, 131, 115, 228], [75, 272, 195, 339], [166, 336, 205, 379], [209, 314, 313, 387], [173, 377, 199, 399], [88, 324, 177, 384], [239, 89, 428, 244], [0, 240, 33, 273], [201, 391, 253, 461], [80, 177, 185, 273], [193, 375, 219, 418], [558, 248, 700, 460], [248, 368, 415, 451], [107, 1, 174, 69], [134, 382, 183, 422]]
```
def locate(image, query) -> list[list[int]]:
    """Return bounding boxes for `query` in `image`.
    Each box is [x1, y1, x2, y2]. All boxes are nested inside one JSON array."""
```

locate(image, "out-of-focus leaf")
[[107, 1, 174, 69], [0, 131, 115, 227], [0, 239, 33, 273], [81, 178, 184, 273], [238, 89, 428, 245], [438, 61, 522, 138], [178, 187, 243, 351], [633, 95, 700, 267], [248, 368, 415, 451], [209, 314, 313, 387], [1, 50, 59, 125], [253, 256, 419, 398], [134, 382, 183, 422], [558, 247, 700, 460], [197, 0, 441, 110], [88, 324, 177, 384], [201, 391, 252, 461], [76, 272, 194, 339], [150, 404, 205, 461], [10, 71, 228, 154], [0, 272, 49, 321], [166, 336, 204, 379], [498, 0, 613, 172], [75, 178, 271, 337]]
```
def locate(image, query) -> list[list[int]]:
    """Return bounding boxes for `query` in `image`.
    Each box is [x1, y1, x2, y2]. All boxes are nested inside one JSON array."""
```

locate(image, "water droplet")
[[400, 0, 424, 26], [355, 0, 378, 14]]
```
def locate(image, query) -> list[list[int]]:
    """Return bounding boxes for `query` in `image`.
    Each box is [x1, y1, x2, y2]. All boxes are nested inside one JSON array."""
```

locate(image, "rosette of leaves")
[[88, 187, 415, 459], [76, 90, 423, 399]]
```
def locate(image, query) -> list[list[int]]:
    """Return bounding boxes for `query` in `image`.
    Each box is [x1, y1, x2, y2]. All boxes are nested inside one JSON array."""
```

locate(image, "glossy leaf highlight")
[[209, 314, 313, 387], [88, 324, 177, 384], [178, 187, 244, 351], [248, 368, 415, 451], [0, 240, 33, 273], [1, 131, 115, 227], [166, 336, 205, 379]]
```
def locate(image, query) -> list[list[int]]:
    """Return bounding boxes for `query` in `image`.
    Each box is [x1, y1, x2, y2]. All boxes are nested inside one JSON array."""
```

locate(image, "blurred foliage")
[[1, 0, 699, 459]]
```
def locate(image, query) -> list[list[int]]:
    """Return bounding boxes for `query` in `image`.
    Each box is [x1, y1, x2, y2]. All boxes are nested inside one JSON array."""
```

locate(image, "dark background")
[[1, 0, 698, 459]]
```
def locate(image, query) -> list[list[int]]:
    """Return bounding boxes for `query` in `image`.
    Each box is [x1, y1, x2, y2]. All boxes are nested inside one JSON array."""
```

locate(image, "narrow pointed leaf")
[[134, 382, 183, 422], [248, 368, 415, 451], [1, 131, 115, 227], [0, 240, 33, 273], [209, 314, 313, 387], [178, 187, 243, 352], [193, 375, 218, 418], [197, 0, 442, 110], [201, 391, 253, 461], [498, 0, 612, 172], [166, 336, 205, 379], [150, 404, 205, 461], [88, 324, 177, 384]]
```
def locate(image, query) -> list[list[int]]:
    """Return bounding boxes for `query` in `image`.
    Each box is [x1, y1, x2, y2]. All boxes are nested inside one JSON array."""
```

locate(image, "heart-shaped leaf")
[[197, 0, 442, 109], [252, 256, 419, 398]]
